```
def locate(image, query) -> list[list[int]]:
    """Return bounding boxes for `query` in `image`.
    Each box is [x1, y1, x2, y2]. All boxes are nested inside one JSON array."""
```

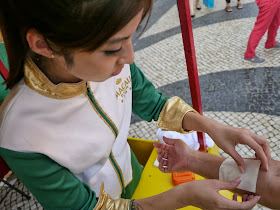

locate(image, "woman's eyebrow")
[[108, 36, 130, 45]]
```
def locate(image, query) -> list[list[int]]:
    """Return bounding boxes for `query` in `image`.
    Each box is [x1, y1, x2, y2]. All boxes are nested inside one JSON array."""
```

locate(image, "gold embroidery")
[[157, 96, 199, 133], [94, 183, 130, 210], [116, 78, 122, 85], [24, 58, 87, 99], [115, 76, 131, 102]]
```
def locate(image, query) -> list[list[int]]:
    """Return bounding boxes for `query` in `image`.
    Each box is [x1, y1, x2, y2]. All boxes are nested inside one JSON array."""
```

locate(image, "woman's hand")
[[182, 112, 271, 173], [208, 124, 271, 172], [180, 178, 260, 210]]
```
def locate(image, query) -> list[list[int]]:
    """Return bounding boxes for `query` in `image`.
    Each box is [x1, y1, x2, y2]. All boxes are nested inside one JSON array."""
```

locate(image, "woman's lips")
[[112, 65, 124, 76]]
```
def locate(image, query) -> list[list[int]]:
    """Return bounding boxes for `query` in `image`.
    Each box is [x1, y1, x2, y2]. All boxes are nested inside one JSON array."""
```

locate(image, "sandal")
[[237, 2, 243, 9], [225, 5, 232, 12]]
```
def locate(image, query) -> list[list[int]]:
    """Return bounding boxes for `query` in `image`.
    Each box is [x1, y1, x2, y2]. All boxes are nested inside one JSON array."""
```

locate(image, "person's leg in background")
[[237, 0, 243, 9], [244, 0, 278, 62], [189, 0, 195, 17], [265, 0, 280, 49], [225, 0, 232, 12], [196, 0, 201, 10]]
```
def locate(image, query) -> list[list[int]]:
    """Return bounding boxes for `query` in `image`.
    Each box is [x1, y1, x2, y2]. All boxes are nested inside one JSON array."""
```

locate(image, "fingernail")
[[256, 196, 261, 201], [239, 166, 245, 174]]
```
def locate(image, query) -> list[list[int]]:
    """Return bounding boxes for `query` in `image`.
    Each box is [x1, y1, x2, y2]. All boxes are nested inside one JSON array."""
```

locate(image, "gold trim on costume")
[[109, 152, 126, 191], [87, 84, 119, 135], [83, 92, 117, 137], [157, 96, 199, 133], [24, 58, 87, 99], [0, 31, 3, 43], [94, 183, 130, 210]]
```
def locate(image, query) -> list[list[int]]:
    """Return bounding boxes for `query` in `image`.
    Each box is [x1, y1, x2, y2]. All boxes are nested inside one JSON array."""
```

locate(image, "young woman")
[[0, 1, 270, 209]]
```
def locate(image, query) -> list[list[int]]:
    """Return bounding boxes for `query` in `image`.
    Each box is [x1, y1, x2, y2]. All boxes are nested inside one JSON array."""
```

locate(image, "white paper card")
[[219, 158, 261, 193]]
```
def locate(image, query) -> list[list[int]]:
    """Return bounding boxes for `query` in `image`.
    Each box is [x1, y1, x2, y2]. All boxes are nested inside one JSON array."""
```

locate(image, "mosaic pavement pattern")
[[130, 0, 280, 209]]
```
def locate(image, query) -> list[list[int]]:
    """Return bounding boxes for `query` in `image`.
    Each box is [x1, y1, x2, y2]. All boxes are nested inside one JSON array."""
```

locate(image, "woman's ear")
[[26, 29, 53, 58]]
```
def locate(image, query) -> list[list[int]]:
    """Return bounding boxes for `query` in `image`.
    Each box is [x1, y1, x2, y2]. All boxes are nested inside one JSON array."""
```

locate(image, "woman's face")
[[53, 10, 143, 83]]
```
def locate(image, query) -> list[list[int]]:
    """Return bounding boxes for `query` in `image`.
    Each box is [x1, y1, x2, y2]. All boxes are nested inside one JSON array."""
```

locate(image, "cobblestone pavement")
[[129, 0, 280, 209]]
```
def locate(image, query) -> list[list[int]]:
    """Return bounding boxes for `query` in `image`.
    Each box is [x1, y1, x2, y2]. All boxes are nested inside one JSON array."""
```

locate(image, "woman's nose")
[[118, 41, 135, 65]]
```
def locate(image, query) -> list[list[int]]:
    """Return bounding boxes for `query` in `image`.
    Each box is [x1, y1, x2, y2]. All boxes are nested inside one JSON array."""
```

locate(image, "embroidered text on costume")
[[115, 76, 132, 103]]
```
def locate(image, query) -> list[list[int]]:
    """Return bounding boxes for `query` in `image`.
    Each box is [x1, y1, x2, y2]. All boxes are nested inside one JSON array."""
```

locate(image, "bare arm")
[[189, 151, 280, 208], [155, 138, 280, 209], [133, 173, 260, 210]]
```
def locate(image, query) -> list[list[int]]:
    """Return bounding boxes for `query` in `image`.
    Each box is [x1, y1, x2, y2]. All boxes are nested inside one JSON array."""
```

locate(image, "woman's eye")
[[104, 47, 122, 55]]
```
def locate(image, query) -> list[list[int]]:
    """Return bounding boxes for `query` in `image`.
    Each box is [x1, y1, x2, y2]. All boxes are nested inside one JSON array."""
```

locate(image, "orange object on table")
[[172, 171, 195, 186]]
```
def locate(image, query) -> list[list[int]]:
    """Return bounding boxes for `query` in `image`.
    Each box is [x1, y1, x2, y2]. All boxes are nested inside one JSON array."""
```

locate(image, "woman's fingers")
[[233, 193, 238, 201], [249, 132, 271, 170], [226, 149, 245, 173], [250, 132, 271, 159], [242, 194, 249, 202], [241, 134, 269, 171], [217, 177, 242, 191], [238, 195, 260, 209], [233, 193, 257, 202], [215, 179, 260, 209], [247, 195, 254, 201]]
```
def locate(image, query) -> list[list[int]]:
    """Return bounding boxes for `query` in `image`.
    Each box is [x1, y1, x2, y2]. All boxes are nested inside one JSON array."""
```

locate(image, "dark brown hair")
[[0, 0, 152, 89]]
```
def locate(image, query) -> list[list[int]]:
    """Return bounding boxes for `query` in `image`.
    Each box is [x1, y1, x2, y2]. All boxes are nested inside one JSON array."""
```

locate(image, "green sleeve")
[[130, 63, 169, 122], [0, 148, 97, 210], [0, 43, 10, 102]]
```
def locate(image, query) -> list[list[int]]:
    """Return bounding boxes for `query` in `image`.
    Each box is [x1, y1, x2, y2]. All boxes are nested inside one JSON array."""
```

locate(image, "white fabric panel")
[[87, 159, 123, 199], [0, 64, 133, 198]]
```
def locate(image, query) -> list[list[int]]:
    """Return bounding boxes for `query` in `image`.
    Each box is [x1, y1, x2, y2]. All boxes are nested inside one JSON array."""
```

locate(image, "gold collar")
[[0, 31, 4, 43], [24, 58, 87, 99]]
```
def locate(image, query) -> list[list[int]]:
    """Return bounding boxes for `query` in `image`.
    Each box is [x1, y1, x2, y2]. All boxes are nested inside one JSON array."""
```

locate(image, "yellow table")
[[128, 138, 237, 209]]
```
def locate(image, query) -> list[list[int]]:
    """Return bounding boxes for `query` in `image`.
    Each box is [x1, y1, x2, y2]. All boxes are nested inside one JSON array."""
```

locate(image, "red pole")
[[0, 59, 8, 80], [177, 0, 206, 151]]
